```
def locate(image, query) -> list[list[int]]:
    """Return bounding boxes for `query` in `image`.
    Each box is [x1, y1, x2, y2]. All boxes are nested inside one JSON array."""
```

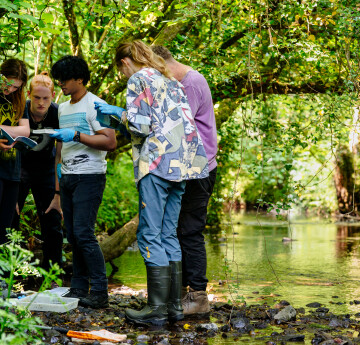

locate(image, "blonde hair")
[[115, 40, 172, 79], [29, 71, 54, 93]]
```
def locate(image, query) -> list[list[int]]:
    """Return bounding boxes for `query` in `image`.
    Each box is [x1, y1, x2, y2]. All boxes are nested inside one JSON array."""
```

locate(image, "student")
[[0, 59, 29, 244], [50, 56, 116, 308], [11, 72, 63, 270], [95, 40, 209, 325], [152, 46, 218, 318]]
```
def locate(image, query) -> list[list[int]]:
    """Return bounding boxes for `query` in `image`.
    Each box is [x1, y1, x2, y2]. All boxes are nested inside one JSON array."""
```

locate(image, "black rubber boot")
[[63, 288, 88, 299], [79, 290, 109, 309], [125, 265, 171, 326], [168, 261, 184, 322]]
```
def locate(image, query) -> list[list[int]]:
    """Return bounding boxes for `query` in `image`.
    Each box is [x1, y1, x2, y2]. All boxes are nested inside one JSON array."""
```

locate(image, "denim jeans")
[[12, 170, 63, 269], [137, 174, 185, 266], [177, 167, 217, 291], [60, 174, 107, 292]]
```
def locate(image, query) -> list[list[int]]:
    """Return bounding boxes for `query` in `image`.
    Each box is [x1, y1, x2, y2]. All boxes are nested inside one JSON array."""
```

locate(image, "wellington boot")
[[126, 266, 171, 326], [167, 261, 184, 322], [182, 288, 210, 319]]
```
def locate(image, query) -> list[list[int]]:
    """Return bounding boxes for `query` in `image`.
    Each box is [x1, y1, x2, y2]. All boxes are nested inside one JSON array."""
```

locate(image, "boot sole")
[[168, 314, 184, 323], [125, 314, 167, 326], [184, 312, 210, 320]]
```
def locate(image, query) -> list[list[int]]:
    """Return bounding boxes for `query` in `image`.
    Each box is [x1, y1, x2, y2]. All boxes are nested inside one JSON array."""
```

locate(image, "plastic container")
[[16, 292, 78, 313]]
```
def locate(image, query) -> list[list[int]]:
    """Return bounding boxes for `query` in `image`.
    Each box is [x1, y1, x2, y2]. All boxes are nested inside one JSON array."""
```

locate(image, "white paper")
[[32, 129, 57, 135]]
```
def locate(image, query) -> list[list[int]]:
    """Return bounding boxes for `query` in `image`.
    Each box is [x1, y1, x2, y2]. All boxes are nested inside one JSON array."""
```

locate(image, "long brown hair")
[[115, 40, 172, 79], [1, 59, 28, 121], [30, 71, 54, 93]]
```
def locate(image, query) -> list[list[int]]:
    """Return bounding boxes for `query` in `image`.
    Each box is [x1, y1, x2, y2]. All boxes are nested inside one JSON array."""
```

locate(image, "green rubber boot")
[[125, 265, 171, 326], [168, 261, 184, 322]]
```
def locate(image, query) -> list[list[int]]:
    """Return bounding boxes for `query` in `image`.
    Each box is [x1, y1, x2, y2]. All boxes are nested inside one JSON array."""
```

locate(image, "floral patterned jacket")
[[123, 67, 209, 184]]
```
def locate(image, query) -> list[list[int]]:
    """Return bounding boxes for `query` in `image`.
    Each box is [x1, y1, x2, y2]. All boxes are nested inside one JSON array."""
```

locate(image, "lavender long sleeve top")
[[181, 70, 218, 172]]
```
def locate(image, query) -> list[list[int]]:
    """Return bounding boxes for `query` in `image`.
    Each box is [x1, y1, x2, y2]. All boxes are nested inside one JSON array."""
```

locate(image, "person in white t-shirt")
[[50, 55, 116, 309]]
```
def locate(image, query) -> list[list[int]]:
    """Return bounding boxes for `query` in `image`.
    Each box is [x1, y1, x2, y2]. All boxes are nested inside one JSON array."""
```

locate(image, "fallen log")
[[100, 214, 139, 263]]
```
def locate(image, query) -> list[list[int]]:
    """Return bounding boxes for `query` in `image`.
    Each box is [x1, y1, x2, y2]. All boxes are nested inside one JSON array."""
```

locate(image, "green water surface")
[[107, 214, 360, 343]]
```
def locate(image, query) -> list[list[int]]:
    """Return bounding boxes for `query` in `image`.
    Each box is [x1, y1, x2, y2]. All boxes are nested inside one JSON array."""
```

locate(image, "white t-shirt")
[[59, 92, 107, 175]]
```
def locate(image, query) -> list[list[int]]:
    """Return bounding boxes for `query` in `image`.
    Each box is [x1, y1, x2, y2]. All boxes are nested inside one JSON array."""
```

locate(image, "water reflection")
[[335, 225, 360, 257], [108, 214, 360, 314]]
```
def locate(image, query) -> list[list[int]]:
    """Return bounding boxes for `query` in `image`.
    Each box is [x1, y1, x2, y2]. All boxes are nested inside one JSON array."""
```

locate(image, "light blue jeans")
[[137, 174, 185, 266]]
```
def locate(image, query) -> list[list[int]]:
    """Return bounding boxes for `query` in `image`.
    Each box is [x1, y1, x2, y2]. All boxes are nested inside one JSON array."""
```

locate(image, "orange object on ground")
[[67, 329, 126, 342]]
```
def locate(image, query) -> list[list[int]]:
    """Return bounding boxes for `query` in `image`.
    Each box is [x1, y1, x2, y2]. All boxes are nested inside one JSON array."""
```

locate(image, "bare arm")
[[0, 118, 30, 137], [78, 128, 116, 151]]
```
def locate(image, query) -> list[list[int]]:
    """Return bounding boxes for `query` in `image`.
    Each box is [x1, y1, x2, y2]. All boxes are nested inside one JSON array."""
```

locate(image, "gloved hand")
[[49, 128, 75, 142], [94, 102, 125, 119]]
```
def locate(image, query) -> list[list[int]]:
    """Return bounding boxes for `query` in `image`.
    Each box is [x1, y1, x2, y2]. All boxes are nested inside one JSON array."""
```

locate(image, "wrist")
[[73, 131, 81, 142]]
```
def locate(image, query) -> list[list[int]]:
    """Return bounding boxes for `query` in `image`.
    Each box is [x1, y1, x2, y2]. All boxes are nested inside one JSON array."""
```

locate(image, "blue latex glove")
[[94, 102, 125, 119], [94, 102, 130, 140], [49, 129, 75, 142]]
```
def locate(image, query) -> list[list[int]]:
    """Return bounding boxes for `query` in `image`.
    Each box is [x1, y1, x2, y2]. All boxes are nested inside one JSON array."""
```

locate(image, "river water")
[[108, 213, 360, 342]]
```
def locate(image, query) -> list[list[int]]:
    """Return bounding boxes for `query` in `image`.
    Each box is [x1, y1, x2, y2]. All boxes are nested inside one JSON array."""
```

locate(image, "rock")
[[230, 317, 249, 330], [316, 307, 330, 313], [354, 300, 360, 305], [220, 324, 231, 332], [213, 302, 232, 310], [282, 334, 305, 342], [274, 305, 297, 322], [329, 318, 345, 328], [197, 323, 218, 332], [306, 302, 322, 308], [254, 322, 268, 329], [266, 308, 279, 319], [137, 334, 150, 341]]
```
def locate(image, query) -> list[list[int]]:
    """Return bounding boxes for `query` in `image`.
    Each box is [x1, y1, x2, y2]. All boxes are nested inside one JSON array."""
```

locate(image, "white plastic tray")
[[16, 292, 78, 313]]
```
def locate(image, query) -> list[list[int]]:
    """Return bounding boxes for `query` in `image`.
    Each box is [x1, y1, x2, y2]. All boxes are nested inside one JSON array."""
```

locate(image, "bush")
[[96, 153, 139, 234]]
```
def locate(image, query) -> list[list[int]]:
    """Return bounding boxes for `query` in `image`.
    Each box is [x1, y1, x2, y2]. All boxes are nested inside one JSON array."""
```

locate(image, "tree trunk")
[[100, 214, 139, 263], [333, 144, 355, 214]]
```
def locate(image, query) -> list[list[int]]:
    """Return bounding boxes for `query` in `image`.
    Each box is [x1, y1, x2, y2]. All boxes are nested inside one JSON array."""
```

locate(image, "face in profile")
[[57, 78, 83, 96], [1, 77, 23, 96], [29, 85, 54, 117]]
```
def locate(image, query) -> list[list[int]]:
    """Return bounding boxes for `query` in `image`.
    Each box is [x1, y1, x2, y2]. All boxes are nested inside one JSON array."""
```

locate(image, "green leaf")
[[0, 0, 18, 11]]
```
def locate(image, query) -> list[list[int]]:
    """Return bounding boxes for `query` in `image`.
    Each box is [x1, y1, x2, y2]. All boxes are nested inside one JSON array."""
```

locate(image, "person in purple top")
[[152, 46, 218, 319]]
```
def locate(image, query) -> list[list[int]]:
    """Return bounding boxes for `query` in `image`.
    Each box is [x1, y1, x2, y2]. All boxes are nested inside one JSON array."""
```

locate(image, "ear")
[[76, 78, 84, 85], [52, 91, 56, 98], [121, 57, 130, 67], [27, 90, 31, 98]]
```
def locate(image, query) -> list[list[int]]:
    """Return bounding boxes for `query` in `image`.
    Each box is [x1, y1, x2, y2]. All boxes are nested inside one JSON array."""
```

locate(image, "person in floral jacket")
[[95, 40, 208, 326]]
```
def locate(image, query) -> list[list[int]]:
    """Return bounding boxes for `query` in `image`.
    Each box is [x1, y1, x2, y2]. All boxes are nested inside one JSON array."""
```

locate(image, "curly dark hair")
[[51, 55, 90, 85]]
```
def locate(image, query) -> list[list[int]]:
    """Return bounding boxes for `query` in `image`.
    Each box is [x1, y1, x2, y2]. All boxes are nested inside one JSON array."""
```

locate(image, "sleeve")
[[125, 76, 152, 137], [89, 96, 107, 132], [183, 84, 201, 119]]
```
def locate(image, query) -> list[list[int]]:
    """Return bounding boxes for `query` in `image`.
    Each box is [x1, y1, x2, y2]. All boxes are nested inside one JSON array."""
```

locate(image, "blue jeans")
[[137, 174, 186, 266], [60, 174, 107, 292]]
